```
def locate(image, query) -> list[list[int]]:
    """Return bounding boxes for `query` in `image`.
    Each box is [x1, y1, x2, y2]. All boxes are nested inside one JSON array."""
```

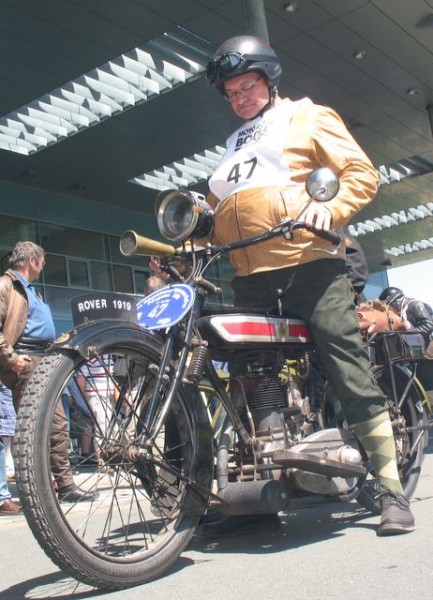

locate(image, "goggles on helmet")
[[206, 51, 263, 83]]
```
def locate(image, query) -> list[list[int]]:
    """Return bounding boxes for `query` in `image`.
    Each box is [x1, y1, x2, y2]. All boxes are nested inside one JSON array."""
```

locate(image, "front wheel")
[[356, 365, 428, 514], [15, 330, 213, 590]]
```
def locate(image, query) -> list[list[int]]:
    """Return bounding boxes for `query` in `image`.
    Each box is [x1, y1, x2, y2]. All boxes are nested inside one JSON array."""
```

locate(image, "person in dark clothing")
[[378, 287, 433, 342], [379, 286, 433, 390], [344, 229, 369, 305]]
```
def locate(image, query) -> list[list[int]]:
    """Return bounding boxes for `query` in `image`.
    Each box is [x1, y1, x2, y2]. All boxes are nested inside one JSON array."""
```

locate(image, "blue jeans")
[[0, 437, 11, 505]]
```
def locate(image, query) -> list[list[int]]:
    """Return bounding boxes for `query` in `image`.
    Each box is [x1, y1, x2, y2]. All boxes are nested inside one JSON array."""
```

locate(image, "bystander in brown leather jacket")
[[0, 269, 34, 384], [0, 268, 74, 489]]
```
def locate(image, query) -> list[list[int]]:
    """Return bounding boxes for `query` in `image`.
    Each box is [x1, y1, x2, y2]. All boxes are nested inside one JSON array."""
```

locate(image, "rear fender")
[[374, 363, 427, 415], [412, 369, 432, 414]]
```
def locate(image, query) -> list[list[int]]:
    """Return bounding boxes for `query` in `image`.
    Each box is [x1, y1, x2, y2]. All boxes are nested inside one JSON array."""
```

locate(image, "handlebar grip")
[[309, 227, 342, 245], [292, 222, 342, 245]]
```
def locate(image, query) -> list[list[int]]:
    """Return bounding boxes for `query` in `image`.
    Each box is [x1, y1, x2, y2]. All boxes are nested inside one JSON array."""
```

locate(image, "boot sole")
[[377, 523, 415, 536]]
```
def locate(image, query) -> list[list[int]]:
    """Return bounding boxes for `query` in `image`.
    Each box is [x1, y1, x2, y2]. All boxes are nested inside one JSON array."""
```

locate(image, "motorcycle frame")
[[135, 221, 433, 469]]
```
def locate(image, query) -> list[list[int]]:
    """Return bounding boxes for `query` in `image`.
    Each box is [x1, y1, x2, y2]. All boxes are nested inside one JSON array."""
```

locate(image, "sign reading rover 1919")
[[71, 292, 137, 326]]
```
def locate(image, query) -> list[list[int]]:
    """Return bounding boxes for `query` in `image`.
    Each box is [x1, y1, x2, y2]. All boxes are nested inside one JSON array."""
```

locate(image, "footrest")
[[272, 450, 366, 478]]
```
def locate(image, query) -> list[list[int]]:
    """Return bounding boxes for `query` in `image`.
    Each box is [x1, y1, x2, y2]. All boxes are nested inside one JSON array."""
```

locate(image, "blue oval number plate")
[[136, 284, 195, 330]]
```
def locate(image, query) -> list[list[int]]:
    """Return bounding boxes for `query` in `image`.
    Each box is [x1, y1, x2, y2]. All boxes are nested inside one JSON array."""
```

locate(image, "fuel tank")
[[198, 312, 313, 361]]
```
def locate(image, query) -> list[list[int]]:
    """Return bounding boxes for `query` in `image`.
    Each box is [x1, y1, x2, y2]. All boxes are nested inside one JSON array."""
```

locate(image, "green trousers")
[[232, 258, 388, 426]]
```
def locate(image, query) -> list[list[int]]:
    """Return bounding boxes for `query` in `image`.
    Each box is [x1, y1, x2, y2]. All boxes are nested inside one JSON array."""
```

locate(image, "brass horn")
[[120, 230, 176, 257]]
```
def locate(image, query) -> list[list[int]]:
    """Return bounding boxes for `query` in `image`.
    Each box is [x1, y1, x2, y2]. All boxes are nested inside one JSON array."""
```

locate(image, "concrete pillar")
[[242, 0, 269, 41], [427, 105, 433, 137]]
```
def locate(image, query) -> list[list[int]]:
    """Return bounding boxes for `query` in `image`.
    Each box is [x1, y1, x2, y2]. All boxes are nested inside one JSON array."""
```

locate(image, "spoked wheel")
[[356, 365, 428, 515], [15, 329, 213, 590]]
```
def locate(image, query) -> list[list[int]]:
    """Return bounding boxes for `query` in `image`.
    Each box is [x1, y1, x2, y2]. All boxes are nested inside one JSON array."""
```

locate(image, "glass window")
[[109, 235, 127, 265], [69, 259, 90, 287], [0, 250, 11, 275], [107, 207, 156, 237], [112, 265, 134, 293], [43, 255, 67, 286], [42, 286, 81, 334], [38, 191, 106, 230], [0, 189, 231, 335], [0, 215, 38, 248], [133, 269, 150, 296], [91, 261, 113, 291], [40, 223, 107, 260], [0, 182, 38, 218]]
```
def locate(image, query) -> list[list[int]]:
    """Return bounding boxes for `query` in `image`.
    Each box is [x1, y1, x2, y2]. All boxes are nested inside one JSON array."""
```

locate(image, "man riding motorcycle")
[[203, 35, 414, 535], [151, 35, 414, 535]]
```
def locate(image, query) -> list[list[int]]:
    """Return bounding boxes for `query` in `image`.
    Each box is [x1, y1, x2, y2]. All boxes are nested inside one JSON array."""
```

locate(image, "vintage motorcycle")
[[15, 169, 430, 590]]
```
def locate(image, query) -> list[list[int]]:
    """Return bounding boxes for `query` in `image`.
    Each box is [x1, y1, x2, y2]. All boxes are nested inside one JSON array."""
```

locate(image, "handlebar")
[[292, 222, 342, 245], [119, 220, 342, 260], [222, 220, 342, 254]]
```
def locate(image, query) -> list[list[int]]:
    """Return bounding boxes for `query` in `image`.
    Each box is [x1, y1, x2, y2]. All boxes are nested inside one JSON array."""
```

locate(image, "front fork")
[[140, 295, 207, 446]]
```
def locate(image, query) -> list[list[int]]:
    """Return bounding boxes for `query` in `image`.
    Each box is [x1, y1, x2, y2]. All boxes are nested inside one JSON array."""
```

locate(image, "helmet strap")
[[247, 85, 277, 120]]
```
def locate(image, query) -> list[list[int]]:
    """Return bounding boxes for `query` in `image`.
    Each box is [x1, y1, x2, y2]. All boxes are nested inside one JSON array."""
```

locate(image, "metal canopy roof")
[[1, 0, 433, 273]]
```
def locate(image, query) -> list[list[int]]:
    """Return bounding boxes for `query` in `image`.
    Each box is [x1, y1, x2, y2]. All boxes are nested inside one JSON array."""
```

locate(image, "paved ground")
[[1, 448, 433, 600]]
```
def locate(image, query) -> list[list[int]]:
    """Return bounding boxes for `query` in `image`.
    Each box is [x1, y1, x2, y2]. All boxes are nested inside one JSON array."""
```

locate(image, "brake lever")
[[156, 258, 185, 282], [165, 265, 185, 281]]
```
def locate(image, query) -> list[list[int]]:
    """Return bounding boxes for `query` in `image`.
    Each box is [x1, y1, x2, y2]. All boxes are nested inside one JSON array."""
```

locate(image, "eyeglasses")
[[224, 76, 261, 101]]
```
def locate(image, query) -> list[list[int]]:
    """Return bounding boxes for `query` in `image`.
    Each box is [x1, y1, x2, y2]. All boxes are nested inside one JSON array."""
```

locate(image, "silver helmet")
[[206, 35, 282, 96]]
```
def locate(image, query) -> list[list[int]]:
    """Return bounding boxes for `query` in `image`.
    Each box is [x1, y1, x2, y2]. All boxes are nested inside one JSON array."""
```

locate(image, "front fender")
[[50, 318, 163, 359], [50, 318, 214, 506]]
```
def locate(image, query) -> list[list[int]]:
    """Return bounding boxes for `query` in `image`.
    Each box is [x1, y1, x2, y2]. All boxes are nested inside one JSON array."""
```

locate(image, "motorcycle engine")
[[230, 355, 289, 435], [231, 353, 314, 437]]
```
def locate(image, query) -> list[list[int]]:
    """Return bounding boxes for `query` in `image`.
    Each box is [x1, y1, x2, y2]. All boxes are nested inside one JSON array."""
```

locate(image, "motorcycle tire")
[[356, 365, 428, 515], [15, 333, 213, 590]]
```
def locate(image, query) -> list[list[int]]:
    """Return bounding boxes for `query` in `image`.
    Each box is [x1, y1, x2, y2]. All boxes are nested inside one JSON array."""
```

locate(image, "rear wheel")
[[15, 333, 212, 590], [356, 365, 428, 514]]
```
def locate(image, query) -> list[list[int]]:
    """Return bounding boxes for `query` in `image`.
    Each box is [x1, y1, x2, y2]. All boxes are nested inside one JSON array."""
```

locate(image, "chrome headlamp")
[[155, 189, 214, 242]]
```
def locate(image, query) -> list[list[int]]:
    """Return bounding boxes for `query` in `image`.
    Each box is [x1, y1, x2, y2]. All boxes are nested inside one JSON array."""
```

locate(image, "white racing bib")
[[209, 98, 311, 205]]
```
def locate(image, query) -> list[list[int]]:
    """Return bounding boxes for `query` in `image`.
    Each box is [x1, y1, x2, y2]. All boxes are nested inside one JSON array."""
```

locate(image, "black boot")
[[377, 488, 415, 536]]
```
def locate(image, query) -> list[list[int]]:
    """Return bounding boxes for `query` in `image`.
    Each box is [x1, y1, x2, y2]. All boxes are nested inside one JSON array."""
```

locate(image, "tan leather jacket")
[[0, 269, 29, 372], [207, 99, 378, 277]]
